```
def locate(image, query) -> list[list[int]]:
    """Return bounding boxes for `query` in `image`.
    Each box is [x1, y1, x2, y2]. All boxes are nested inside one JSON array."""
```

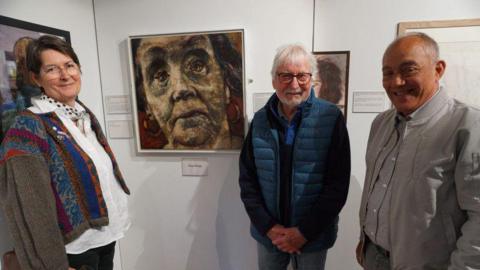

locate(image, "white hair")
[[270, 44, 317, 80]]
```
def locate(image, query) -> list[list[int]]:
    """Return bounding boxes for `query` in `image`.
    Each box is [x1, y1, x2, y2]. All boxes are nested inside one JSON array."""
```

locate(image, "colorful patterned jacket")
[[0, 106, 129, 270]]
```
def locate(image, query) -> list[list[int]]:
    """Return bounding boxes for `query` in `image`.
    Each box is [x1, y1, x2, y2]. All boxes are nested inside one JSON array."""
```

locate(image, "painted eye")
[[154, 70, 169, 83], [188, 59, 207, 75]]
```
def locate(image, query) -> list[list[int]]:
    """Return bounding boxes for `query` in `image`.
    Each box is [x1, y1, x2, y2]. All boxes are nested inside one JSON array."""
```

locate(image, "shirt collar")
[[272, 99, 305, 126], [397, 87, 449, 124], [31, 95, 85, 118]]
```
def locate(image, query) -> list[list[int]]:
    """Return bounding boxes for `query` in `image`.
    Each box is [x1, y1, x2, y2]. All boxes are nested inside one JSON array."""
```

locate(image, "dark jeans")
[[364, 240, 390, 270], [67, 242, 116, 270], [257, 243, 327, 270]]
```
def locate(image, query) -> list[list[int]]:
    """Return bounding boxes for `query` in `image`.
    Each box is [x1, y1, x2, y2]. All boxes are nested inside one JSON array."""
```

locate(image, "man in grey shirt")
[[357, 32, 480, 269]]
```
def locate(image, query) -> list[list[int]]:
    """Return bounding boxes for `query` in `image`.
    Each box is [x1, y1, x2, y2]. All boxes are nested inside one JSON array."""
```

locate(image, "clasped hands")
[[267, 224, 307, 254]]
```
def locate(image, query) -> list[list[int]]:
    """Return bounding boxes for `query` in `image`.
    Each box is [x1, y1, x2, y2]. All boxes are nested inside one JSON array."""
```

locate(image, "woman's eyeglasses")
[[41, 62, 80, 80]]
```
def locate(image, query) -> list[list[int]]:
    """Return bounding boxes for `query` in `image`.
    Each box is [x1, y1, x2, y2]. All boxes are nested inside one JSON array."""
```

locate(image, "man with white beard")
[[239, 44, 351, 270]]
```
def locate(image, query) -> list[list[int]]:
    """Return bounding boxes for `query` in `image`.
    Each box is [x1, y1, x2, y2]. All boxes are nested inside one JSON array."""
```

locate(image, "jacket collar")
[[402, 87, 450, 127]]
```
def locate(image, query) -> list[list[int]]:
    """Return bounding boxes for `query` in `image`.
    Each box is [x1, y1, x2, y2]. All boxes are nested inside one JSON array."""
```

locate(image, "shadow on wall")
[[128, 167, 169, 270], [184, 156, 257, 270], [215, 158, 257, 270], [325, 175, 363, 270], [119, 155, 255, 270], [183, 161, 223, 270]]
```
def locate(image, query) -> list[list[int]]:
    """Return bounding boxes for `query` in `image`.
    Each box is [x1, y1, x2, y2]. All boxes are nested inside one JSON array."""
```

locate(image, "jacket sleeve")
[[0, 117, 69, 270], [449, 118, 480, 269], [239, 123, 277, 235], [298, 113, 351, 240]]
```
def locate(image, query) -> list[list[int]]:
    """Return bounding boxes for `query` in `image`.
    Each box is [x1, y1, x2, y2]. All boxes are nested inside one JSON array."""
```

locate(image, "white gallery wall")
[[314, 0, 480, 269], [0, 0, 479, 269], [92, 0, 313, 269]]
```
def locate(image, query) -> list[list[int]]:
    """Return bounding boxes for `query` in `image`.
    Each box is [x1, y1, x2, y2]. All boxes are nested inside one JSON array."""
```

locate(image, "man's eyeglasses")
[[276, 72, 312, 84], [41, 62, 80, 80]]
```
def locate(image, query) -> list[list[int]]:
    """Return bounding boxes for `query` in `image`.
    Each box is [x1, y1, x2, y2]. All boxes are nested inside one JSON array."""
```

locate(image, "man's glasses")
[[41, 62, 80, 80], [277, 72, 312, 84]]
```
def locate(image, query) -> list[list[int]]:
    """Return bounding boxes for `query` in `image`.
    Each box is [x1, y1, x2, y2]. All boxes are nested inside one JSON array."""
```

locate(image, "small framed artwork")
[[128, 29, 246, 153], [398, 19, 480, 106], [0, 15, 70, 140], [312, 51, 350, 120]]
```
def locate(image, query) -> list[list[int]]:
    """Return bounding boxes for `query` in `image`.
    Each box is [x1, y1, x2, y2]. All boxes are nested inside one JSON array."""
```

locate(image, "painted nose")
[[172, 88, 196, 101], [171, 77, 196, 102]]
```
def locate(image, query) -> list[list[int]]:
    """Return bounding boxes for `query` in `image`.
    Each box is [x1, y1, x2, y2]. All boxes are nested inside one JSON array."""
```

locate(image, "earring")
[[143, 109, 161, 136], [225, 86, 241, 124], [226, 95, 244, 138], [226, 98, 241, 124]]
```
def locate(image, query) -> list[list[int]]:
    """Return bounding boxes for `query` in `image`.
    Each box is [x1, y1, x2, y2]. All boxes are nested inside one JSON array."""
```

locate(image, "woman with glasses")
[[0, 35, 130, 270]]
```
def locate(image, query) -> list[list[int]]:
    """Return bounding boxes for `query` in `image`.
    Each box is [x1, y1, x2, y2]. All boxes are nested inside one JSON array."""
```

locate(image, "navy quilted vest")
[[250, 95, 340, 252]]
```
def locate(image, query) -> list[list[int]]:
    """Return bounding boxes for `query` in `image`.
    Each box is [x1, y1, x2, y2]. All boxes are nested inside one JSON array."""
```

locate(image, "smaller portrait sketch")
[[0, 15, 70, 141], [129, 30, 245, 153], [312, 51, 350, 119]]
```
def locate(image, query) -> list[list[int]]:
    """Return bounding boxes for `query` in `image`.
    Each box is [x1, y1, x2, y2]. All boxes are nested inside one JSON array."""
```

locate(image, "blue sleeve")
[[298, 113, 351, 240], [239, 123, 277, 235]]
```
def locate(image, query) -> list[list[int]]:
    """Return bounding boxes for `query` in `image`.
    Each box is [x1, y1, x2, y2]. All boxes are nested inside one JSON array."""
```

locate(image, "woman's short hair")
[[27, 35, 80, 75]]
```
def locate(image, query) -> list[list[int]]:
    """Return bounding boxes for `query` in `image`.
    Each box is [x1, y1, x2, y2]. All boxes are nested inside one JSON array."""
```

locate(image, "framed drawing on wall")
[[128, 29, 245, 153], [398, 19, 480, 106], [312, 51, 350, 120], [0, 15, 70, 141]]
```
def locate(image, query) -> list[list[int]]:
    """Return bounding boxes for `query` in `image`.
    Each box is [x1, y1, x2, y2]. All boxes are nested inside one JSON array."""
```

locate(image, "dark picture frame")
[[312, 51, 350, 120], [128, 29, 246, 153], [0, 15, 70, 140]]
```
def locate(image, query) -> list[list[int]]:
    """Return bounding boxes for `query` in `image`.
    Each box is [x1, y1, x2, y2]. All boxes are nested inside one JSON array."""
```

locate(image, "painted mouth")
[[172, 109, 209, 126]]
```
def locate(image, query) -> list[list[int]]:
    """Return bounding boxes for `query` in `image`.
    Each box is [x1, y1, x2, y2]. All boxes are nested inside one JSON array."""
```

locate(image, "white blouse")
[[29, 96, 130, 254]]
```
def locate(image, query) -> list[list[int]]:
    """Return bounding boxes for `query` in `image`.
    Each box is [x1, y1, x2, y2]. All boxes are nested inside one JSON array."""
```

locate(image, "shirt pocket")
[[412, 134, 455, 183], [412, 136, 456, 214]]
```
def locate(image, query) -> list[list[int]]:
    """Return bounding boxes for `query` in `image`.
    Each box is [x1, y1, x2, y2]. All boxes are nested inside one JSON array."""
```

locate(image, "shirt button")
[[370, 231, 374, 236], [382, 184, 387, 188], [373, 209, 377, 213], [391, 157, 396, 161]]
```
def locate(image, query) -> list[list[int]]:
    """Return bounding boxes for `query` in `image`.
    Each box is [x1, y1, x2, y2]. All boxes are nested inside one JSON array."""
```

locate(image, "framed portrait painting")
[[128, 29, 245, 153], [312, 51, 350, 120], [398, 19, 480, 106], [0, 15, 70, 141]]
